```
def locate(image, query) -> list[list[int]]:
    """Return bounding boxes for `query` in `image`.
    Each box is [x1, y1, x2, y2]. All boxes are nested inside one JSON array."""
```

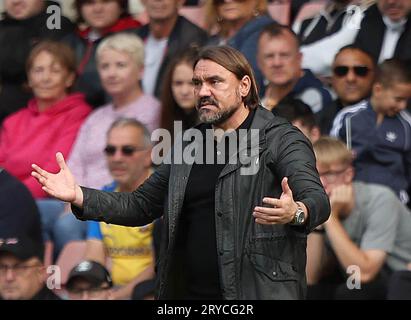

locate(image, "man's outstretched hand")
[[253, 177, 306, 225], [31, 152, 84, 208]]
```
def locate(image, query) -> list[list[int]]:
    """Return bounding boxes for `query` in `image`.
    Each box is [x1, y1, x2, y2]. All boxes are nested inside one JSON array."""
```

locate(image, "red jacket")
[[0, 93, 91, 198]]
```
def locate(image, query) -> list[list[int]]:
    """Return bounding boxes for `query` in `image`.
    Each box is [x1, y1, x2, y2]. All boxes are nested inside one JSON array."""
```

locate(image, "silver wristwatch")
[[290, 206, 305, 226]]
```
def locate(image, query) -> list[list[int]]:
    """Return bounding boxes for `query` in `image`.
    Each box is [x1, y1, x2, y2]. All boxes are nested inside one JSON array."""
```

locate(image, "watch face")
[[297, 212, 305, 224], [296, 209, 305, 224]]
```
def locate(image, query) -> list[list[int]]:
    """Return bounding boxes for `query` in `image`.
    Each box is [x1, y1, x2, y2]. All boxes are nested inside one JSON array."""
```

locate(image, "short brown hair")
[[26, 41, 77, 90], [313, 137, 352, 168], [194, 45, 260, 109], [375, 58, 411, 88], [74, 0, 129, 23], [258, 23, 300, 50]]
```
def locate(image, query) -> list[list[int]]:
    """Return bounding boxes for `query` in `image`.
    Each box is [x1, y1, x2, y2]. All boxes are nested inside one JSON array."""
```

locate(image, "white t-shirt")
[[142, 34, 168, 95]]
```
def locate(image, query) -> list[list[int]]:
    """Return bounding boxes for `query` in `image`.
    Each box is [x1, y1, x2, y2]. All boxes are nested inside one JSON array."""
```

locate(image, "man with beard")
[[31, 45, 330, 300]]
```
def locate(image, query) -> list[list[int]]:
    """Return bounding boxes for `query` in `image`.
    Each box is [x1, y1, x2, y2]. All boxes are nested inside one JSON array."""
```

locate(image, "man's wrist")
[[73, 185, 84, 208], [296, 201, 308, 222], [290, 202, 307, 226]]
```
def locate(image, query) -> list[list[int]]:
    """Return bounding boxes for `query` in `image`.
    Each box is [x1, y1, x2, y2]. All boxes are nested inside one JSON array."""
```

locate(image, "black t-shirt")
[[176, 109, 255, 299]]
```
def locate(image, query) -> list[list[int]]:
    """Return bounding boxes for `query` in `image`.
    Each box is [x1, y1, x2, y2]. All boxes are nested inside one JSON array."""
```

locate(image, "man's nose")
[[197, 83, 211, 97], [345, 69, 357, 82], [5, 268, 16, 281], [112, 150, 125, 160]]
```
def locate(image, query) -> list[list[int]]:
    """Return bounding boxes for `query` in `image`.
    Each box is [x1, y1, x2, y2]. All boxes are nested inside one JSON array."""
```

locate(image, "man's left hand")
[[253, 177, 300, 225]]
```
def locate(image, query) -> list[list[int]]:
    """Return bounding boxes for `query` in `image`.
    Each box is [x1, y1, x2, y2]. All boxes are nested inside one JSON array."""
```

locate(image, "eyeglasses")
[[0, 264, 41, 277], [319, 167, 348, 183], [103, 145, 146, 157], [333, 65, 371, 78]]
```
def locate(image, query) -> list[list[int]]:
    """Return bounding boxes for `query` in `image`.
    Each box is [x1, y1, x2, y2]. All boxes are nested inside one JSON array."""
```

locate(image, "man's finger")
[[254, 217, 284, 225], [31, 164, 49, 179], [253, 212, 284, 221], [262, 197, 281, 207], [42, 186, 54, 197], [56, 152, 67, 170], [281, 177, 292, 196], [31, 172, 47, 185], [253, 206, 284, 215]]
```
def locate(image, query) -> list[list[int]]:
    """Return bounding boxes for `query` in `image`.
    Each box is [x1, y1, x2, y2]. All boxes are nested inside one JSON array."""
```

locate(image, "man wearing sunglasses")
[[319, 45, 375, 134], [331, 59, 411, 205], [307, 137, 411, 299], [84, 118, 156, 300]]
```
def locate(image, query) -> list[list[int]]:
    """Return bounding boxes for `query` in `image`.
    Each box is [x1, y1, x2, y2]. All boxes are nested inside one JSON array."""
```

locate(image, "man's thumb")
[[56, 152, 67, 170], [281, 177, 292, 195]]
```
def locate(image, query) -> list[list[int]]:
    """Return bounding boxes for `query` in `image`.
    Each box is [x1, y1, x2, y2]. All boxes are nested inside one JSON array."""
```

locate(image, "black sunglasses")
[[103, 145, 144, 156], [333, 65, 371, 78]]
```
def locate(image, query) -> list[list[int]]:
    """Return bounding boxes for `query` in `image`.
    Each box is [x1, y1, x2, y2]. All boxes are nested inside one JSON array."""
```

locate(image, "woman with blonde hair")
[[68, 32, 161, 191], [64, 0, 141, 108]]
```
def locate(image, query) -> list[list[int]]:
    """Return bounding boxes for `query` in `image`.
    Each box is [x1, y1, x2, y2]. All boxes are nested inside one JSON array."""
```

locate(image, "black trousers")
[[387, 270, 411, 300]]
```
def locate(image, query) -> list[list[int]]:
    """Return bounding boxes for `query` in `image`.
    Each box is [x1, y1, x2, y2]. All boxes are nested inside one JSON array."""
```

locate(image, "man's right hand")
[[31, 152, 84, 208], [328, 184, 354, 218]]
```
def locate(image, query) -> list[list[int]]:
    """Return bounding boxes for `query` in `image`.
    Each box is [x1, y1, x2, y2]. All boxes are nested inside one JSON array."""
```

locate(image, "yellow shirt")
[[99, 222, 154, 286]]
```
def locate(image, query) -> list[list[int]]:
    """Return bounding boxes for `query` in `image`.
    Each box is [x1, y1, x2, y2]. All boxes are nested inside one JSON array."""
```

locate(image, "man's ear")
[[309, 126, 321, 143], [239, 75, 251, 98], [144, 147, 152, 168], [343, 166, 354, 184], [373, 82, 383, 98], [297, 51, 303, 67]]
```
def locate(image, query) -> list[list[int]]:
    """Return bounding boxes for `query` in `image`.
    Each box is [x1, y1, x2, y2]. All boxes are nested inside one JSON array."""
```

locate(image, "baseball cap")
[[66, 260, 113, 290], [0, 236, 44, 261]]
